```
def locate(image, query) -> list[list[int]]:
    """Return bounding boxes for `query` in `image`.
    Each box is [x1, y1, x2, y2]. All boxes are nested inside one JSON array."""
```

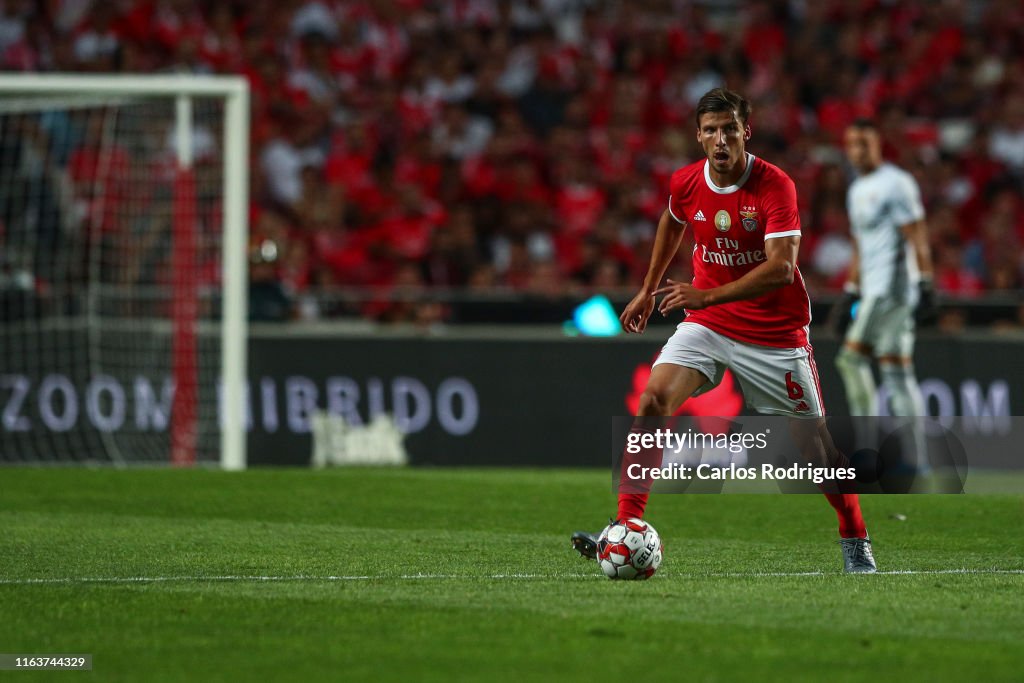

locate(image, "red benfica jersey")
[[668, 153, 810, 348]]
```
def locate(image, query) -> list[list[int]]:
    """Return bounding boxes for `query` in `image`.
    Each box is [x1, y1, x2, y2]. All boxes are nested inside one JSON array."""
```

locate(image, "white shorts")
[[845, 297, 914, 358], [652, 322, 825, 417]]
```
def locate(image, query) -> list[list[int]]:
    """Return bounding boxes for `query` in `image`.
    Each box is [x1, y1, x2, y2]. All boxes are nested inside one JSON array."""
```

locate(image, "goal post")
[[0, 74, 249, 470]]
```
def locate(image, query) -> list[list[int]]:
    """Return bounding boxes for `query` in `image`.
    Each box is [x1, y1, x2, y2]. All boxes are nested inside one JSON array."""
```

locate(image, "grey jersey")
[[847, 163, 925, 303]]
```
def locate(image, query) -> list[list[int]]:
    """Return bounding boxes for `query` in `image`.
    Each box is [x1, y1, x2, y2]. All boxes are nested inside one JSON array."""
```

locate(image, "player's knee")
[[880, 362, 924, 418], [879, 361, 918, 389], [835, 346, 869, 373], [637, 389, 672, 417]]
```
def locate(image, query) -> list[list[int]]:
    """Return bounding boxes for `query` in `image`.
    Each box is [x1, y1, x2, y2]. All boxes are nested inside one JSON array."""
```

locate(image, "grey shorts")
[[845, 297, 915, 358], [652, 322, 825, 417]]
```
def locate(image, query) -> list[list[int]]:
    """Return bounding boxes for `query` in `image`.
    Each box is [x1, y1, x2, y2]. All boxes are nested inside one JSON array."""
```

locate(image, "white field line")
[[1, 568, 1023, 586]]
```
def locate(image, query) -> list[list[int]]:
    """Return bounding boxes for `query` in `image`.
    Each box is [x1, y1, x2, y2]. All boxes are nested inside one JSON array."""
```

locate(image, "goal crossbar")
[[0, 74, 249, 98]]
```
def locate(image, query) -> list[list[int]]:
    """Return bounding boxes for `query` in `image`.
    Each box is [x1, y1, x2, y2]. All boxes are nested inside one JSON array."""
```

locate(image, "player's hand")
[[619, 290, 656, 333], [654, 279, 709, 315], [914, 280, 938, 325], [830, 291, 859, 336]]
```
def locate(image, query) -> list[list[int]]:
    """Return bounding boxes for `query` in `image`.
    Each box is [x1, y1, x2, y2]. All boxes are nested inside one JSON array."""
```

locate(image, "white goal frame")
[[0, 73, 249, 470]]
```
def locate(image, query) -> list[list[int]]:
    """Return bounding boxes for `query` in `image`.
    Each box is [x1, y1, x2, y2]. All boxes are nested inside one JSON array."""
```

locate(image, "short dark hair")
[[849, 117, 879, 131], [695, 88, 751, 128]]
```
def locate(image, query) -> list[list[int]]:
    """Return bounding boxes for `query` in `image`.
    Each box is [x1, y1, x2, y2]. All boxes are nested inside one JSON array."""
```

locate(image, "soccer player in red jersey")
[[572, 88, 876, 573]]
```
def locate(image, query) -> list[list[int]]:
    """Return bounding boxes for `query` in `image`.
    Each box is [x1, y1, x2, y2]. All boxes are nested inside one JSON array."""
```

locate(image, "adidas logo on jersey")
[[693, 210, 707, 221]]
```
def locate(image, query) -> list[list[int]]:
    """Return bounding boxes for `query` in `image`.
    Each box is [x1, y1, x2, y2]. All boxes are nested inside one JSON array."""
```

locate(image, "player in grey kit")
[[834, 119, 936, 477]]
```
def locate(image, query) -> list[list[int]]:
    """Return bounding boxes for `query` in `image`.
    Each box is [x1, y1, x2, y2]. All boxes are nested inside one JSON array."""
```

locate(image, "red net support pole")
[[170, 95, 197, 466]]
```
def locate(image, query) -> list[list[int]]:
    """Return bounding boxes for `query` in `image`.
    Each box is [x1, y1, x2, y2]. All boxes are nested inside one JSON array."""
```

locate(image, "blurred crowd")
[[2, 0, 1023, 323]]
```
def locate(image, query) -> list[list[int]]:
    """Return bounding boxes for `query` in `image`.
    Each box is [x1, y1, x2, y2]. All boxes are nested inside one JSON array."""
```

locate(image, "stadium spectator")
[[260, 110, 324, 212], [248, 237, 293, 322]]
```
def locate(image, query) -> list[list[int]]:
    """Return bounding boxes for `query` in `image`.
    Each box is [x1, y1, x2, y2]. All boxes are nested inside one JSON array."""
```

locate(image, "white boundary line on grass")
[[1, 568, 1023, 585]]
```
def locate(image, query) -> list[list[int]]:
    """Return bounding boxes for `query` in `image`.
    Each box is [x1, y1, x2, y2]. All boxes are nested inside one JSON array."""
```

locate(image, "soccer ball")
[[597, 518, 663, 580]]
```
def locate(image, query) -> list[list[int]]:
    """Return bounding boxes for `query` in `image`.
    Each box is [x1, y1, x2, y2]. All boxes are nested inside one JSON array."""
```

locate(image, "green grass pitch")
[[1, 467, 1022, 682]]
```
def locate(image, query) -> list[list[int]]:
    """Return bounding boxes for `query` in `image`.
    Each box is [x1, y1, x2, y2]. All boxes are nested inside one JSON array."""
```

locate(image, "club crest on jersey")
[[714, 210, 731, 232], [740, 209, 759, 232]]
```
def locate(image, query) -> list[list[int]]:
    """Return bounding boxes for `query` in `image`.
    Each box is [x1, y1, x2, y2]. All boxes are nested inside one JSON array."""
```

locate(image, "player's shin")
[[815, 437, 866, 538], [881, 363, 924, 418], [794, 418, 868, 539], [617, 421, 665, 521], [818, 458, 867, 540], [835, 347, 878, 416], [881, 362, 930, 476]]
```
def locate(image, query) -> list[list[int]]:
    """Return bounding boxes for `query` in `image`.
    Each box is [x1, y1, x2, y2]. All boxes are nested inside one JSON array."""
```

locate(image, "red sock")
[[616, 423, 663, 521], [816, 445, 867, 538], [822, 493, 867, 538], [617, 492, 648, 521]]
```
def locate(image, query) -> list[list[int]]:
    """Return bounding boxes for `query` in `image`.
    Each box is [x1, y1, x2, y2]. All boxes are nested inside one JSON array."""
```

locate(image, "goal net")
[[0, 75, 248, 468]]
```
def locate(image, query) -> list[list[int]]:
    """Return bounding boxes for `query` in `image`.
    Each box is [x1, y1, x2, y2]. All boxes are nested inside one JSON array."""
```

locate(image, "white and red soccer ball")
[[597, 518, 663, 580]]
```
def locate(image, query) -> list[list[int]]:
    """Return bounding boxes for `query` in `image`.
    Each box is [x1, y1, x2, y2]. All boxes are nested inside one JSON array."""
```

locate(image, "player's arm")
[[902, 218, 937, 322], [656, 235, 798, 313], [620, 208, 687, 333], [844, 239, 860, 290], [641, 208, 688, 295], [901, 219, 932, 280], [831, 238, 860, 336]]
